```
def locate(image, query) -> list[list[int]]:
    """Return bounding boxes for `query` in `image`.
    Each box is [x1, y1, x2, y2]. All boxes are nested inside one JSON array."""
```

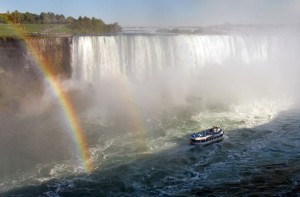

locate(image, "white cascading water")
[[71, 33, 295, 129], [71, 34, 281, 82], [70, 33, 300, 131]]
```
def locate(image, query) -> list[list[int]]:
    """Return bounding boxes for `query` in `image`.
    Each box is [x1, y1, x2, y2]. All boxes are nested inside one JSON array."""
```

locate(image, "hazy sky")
[[1, 0, 300, 26]]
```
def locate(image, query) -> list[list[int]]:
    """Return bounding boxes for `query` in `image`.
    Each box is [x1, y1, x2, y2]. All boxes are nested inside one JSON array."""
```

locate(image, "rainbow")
[[3, 23, 94, 172], [116, 76, 148, 152]]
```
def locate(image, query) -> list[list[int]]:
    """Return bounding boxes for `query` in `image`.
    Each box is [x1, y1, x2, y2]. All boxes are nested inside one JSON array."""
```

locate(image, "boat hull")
[[189, 128, 224, 146], [189, 135, 224, 146]]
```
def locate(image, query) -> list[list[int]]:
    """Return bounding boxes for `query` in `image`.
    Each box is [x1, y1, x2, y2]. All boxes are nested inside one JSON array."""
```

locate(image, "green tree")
[[23, 12, 35, 23], [9, 10, 22, 23], [57, 14, 65, 24], [65, 16, 75, 24], [0, 14, 8, 23], [39, 12, 50, 24]]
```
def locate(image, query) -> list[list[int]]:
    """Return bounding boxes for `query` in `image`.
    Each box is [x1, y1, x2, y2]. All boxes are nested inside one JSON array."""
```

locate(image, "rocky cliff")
[[0, 37, 72, 113]]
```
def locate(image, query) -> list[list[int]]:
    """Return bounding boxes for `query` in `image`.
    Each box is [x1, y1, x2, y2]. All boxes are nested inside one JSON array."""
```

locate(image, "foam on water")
[[192, 96, 293, 130]]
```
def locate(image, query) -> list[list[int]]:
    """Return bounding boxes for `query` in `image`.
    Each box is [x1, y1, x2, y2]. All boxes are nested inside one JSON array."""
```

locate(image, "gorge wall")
[[0, 37, 72, 77], [0, 37, 72, 113]]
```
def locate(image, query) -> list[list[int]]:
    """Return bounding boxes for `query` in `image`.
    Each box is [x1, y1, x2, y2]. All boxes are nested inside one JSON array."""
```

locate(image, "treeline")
[[69, 16, 121, 34], [0, 11, 66, 24], [0, 10, 122, 34]]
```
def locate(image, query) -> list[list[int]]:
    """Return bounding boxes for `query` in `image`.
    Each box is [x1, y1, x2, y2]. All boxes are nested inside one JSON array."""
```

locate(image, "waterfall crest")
[[71, 34, 280, 82]]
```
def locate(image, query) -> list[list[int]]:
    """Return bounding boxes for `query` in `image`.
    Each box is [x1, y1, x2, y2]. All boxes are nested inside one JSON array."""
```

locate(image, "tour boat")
[[189, 126, 224, 145]]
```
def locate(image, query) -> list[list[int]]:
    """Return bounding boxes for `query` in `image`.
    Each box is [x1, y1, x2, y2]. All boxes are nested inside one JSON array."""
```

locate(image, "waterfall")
[[71, 34, 281, 82]]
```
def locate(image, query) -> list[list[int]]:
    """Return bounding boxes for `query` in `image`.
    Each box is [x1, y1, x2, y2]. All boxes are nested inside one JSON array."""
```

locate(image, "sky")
[[0, 0, 300, 26]]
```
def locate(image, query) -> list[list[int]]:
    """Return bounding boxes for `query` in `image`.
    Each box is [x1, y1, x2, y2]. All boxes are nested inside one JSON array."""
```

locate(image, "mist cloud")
[[122, 0, 300, 26], [190, 0, 300, 26]]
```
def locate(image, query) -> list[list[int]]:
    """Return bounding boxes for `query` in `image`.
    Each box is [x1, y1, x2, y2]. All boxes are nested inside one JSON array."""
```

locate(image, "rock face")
[[26, 37, 72, 78], [0, 37, 72, 113], [0, 38, 27, 73], [0, 37, 72, 77]]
